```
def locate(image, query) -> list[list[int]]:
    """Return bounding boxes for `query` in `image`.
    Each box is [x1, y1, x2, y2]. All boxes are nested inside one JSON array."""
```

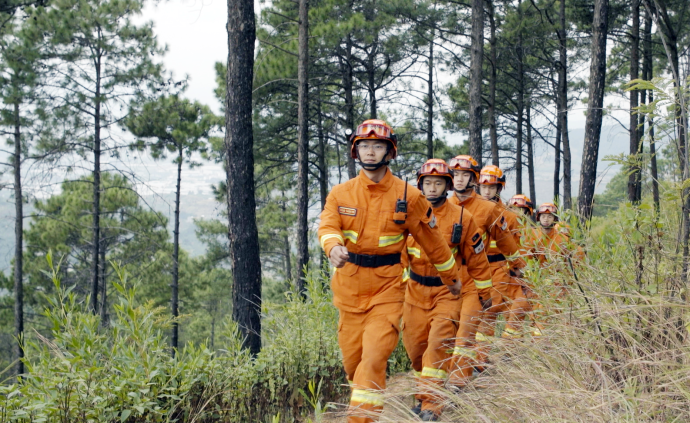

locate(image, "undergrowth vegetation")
[[0, 258, 349, 423]]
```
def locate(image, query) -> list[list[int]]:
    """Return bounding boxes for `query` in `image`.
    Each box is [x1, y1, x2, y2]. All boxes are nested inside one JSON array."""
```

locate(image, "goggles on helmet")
[[356, 122, 392, 140], [420, 161, 450, 176], [478, 174, 501, 185], [448, 157, 475, 170], [538, 204, 557, 215], [510, 197, 531, 209]]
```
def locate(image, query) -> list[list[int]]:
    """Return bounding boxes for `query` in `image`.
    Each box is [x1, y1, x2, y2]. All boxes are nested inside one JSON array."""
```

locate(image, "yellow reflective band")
[[413, 370, 422, 378], [452, 347, 477, 360], [379, 233, 404, 247], [490, 240, 497, 249], [351, 389, 384, 407], [532, 328, 544, 337], [402, 268, 410, 282], [481, 232, 487, 241], [320, 234, 344, 249], [476, 332, 490, 342], [434, 254, 456, 272], [343, 230, 358, 244], [502, 327, 522, 339], [407, 247, 421, 258], [421, 367, 448, 379], [474, 279, 492, 289], [451, 246, 459, 255]]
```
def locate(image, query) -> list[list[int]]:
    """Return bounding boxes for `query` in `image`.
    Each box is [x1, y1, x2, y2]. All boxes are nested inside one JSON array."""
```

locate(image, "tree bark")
[[554, 84, 561, 203], [99, 239, 107, 325], [558, 0, 572, 209], [527, 103, 536, 204], [90, 55, 102, 314], [317, 90, 328, 270], [171, 147, 182, 353], [13, 100, 23, 376], [367, 41, 377, 119], [643, 9, 659, 214], [516, 2, 524, 194], [296, 0, 310, 294], [426, 30, 434, 160], [226, 0, 262, 355], [628, 0, 641, 204], [578, 0, 609, 222], [468, 0, 484, 162], [488, 0, 498, 166], [343, 35, 357, 179]]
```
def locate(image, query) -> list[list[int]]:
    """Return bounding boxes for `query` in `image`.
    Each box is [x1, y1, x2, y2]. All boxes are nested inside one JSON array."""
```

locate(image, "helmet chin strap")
[[426, 196, 446, 205], [359, 158, 390, 171], [454, 184, 474, 194]]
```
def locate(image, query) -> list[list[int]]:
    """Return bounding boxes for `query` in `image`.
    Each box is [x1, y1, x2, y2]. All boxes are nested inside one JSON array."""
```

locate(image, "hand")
[[329, 245, 349, 268], [447, 279, 462, 296], [511, 267, 524, 278]]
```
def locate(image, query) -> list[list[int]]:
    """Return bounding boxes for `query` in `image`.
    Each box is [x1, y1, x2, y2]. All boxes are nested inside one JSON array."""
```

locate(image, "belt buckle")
[[361, 254, 376, 267]]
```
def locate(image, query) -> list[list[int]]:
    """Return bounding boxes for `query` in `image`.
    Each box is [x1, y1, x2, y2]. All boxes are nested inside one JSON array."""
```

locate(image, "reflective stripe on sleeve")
[[351, 389, 384, 407], [403, 267, 410, 282], [490, 240, 497, 249], [452, 347, 477, 360], [474, 279, 492, 289], [451, 246, 459, 255], [320, 234, 344, 249], [379, 233, 404, 247], [434, 254, 456, 272], [421, 367, 448, 379], [407, 247, 421, 258], [343, 230, 359, 244]]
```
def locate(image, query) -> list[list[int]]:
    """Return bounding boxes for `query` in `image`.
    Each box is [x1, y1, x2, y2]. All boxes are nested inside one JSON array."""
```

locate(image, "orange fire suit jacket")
[[485, 199, 528, 268], [402, 200, 492, 310], [449, 192, 526, 284], [318, 169, 460, 313], [525, 224, 572, 265]]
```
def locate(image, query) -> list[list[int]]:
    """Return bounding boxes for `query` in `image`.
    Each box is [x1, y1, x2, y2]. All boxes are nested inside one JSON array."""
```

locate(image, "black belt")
[[348, 252, 401, 268], [410, 270, 444, 287], [487, 254, 506, 263]]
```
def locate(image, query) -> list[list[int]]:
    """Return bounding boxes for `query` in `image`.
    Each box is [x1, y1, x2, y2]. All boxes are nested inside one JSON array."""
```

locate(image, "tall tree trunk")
[[296, 0, 310, 293], [628, 0, 641, 204], [468, 0, 484, 162], [13, 100, 23, 376], [488, 0, 498, 166], [317, 90, 328, 270], [367, 41, 377, 119], [344, 35, 357, 179], [90, 58, 102, 314], [426, 30, 434, 160], [225, 0, 262, 355], [516, 4, 524, 194], [99, 239, 107, 325], [281, 192, 293, 281], [643, 9, 659, 214], [554, 82, 562, 203], [578, 0, 609, 222], [171, 147, 183, 353], [558, 0, 572, 209], [527, 102, 536, 204]]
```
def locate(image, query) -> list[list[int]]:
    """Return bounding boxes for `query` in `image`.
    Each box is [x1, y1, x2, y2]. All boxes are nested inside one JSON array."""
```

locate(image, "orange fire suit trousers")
[[339, 302, 403, 423], [402, 300, 459, 415], [448, 283, 483, 387]]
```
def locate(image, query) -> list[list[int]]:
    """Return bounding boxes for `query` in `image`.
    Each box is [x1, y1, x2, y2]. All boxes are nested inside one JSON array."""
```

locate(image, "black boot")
[[420, 409, 440, 421], [411, 401, 423, 415]]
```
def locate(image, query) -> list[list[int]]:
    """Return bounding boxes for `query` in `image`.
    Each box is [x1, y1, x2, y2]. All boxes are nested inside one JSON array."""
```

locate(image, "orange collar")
[[357, 167, 395, 192]]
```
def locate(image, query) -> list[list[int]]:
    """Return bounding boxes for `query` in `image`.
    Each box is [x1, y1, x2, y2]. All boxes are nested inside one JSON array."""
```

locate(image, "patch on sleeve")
[[338, 206, 357, 217], [472, 239, 485, 254], [500, 216, 508, 231], [429, 215, 437, 228], [471, 232, 480, 243]]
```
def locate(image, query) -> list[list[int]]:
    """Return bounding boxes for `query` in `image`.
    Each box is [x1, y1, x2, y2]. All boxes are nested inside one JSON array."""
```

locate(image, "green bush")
[[0, 258, 347, 423]]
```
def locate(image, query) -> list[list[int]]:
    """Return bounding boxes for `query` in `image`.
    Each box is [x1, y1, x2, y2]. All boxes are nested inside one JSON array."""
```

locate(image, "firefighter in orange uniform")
[[318, 120, 461, 423], [476, 165, 530, 339], [401, 159, 490, 421], [447, 156, 526, 367]]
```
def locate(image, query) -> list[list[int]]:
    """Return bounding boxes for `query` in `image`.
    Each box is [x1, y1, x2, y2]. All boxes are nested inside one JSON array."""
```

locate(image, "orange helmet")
[[536, 202, 558, 220], [448, 155, 480, 180], [349, 119, 398, 159], [509, 194, 534, 215], [417, 159, 453, 189], [478, 165, 506, 187]]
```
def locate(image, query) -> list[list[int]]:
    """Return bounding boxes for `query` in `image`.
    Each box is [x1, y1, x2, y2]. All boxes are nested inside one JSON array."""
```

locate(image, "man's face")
[[453, 170, 474, 191], [357, 140, 390, 164], [479, 184, 499, 201], [422, 175, 448, 199], [539, 213, 555, 228]]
